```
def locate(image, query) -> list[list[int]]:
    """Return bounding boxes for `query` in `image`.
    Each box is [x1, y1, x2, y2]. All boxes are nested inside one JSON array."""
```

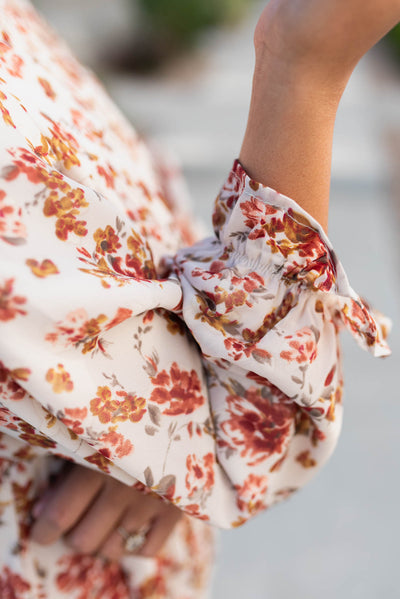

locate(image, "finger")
[[139, 508, 182, 558], [65, 479, 132, 554], [32, 461, 73, 519], [31, 465, 103, 545], [98, 504, 154, 562]]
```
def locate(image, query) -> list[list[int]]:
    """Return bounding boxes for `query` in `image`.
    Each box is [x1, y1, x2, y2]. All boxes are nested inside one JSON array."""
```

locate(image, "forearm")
[[239, 53, 342, 231], [240, 0, 400, 231]]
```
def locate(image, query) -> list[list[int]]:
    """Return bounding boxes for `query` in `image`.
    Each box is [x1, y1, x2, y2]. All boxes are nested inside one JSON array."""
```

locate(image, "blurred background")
[[32, 1, 400, 597]]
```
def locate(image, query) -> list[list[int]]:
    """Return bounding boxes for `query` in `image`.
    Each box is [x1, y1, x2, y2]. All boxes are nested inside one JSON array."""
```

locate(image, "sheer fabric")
[[0, 1, 389, 597]]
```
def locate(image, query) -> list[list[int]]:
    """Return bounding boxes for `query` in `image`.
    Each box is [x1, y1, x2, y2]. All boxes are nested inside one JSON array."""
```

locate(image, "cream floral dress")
[[0, 0, 390, 597]]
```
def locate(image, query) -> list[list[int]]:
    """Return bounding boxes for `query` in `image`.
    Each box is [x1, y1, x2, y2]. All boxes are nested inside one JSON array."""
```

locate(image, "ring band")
[[117, 525, 149, 553]]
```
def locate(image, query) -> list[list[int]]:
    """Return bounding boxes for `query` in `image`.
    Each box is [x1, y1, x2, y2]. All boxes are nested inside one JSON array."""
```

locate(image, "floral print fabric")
[[0, 0, 390, 597]]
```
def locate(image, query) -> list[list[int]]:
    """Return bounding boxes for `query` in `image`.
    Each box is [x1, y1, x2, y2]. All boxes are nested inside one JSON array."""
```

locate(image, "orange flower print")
[[0, 278, 26, 321], [43, 186, 88, 241], [90, 386, 146, 424], [105, 307, 133, 331], [2, 49, 24, 79], [0, 189, 11, 228], [138, 574, 168, 598], [326, 386, 342, 422], [41, 115, 80, 170], [84, 452, 111, 474], [194, 294, 237, 335], [45, 364, 74, 393], [8, 367, 31, 382], [295, 410, 326, 445], [0, 90, 16, 128], [45, 307, 133, 355], [17, 421, 57, 449], [0, 188, 26, 240], [280, 327, 318, 364], [235, 473, 268, 517], [341, 299, 379, 347], [12, 480, 36, 547], [183, 503, 210, 521], [0, 362, 29, 401], [93, 225, 121, 255], [126, 230, 156, 279], [150, 363, 205, 416], [97, 164, 116, 189], [38, 76, 56, 100], [78, 228, 156, 284], [296, 450, 317, 468], [25, 258, 59, 278], [89, 386, 115, 424], [3, 148, 88, 242], [0, 406, 18, 430]]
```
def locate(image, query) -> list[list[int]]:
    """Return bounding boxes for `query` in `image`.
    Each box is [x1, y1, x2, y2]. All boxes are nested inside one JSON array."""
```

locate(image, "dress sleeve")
[[0, 134, 389, 528]]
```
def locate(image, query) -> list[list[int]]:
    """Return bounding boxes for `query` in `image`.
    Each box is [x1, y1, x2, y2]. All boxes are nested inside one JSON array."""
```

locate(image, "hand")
[[254, 0, 400, 86], [30, 463, 182, 560]]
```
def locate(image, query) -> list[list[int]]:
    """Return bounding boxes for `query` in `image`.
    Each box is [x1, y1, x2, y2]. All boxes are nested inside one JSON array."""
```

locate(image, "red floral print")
[[38, 76, 56, 100], [97, 164, 116, 189], [241, 196, 278, 234], [98, 428, 134, 459], [235, 473, 268, 517], [150, 363, 205, 416], [185, 452, 215, 497], [280, 327, 318, 363], [221, 387, 295, 466], [59, 407, 88, 436], [0, 279, 26, 321], [0, 188, 26, 241], [0, 567, 31, 598], [45, 307, 133, 354], [56, 554, 130, 599], [0, 3, 389, 598]]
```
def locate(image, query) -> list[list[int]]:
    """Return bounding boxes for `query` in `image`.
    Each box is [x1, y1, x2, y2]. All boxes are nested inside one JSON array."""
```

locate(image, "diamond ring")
[[117, 525, 149, 553]]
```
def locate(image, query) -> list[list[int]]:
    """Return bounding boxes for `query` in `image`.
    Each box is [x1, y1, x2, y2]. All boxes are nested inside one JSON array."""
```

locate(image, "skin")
[[31, 0, 400, 560], [240, 0, 400, 230], [31, 464, 182, 560]]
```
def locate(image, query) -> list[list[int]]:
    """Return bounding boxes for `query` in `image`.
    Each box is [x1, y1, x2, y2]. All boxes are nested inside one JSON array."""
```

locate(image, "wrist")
[[253, 40, 350, 106], [240, 43, 342, 231]]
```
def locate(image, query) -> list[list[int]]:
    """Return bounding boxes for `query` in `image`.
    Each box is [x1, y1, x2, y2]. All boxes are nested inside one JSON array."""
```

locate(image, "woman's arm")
[[240, 0, 400, 231], [0, 0, 392, 538]]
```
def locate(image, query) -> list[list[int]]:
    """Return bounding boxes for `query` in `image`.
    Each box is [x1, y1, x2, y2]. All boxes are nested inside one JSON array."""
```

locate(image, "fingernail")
[[31, 519, 59, 545], [32, 498, 46, 519]]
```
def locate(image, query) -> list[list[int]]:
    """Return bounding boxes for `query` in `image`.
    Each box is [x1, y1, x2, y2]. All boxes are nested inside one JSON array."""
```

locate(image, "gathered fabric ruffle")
[[175, 160, 390, 411]]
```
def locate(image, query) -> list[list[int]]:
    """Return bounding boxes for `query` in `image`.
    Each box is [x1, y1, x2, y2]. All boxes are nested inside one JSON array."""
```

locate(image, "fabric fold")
[[0, 6, 390, 529], [174, 160, 390, 410]]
